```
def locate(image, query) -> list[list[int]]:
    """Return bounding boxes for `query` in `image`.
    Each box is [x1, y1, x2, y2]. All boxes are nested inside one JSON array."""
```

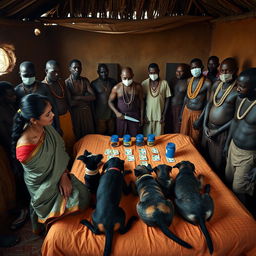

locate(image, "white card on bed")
[[125, 149, 133, 155], [152, 154, 160, 161], [166, 157, 175, 163], [127, 155, 135, 161], [151, 147, 159, 154]]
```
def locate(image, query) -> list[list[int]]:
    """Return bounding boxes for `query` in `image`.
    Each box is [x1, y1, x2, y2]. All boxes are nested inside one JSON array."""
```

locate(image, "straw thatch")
[[0, 0, 256, 20]]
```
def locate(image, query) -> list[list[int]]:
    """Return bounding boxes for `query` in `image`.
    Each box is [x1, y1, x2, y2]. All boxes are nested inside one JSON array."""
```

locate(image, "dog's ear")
[[95, 154, 103, 162], [166, 165, 172, 173], [84, 150, 91, 156], [173, 162, 181, 169], [134, 168, 140, 177], [190, 162, 195, 171], [77, 155, 86, 162], [152, 166, 159, 175], [147, 164, 154, 172]]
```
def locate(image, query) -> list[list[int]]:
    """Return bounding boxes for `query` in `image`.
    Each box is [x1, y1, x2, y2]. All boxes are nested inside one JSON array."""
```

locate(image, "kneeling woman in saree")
[[12, 93, 90, 233]]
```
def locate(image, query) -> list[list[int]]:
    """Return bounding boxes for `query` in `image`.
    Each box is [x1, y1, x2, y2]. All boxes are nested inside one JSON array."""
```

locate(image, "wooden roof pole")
[[6, 0, 38, 17]]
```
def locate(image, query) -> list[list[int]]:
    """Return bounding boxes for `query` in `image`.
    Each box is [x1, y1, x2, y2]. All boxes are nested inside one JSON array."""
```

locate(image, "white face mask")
[[219, 73, 233, 83], [149, 74, 158, 81], [122, 79, 133, 87], [191, 68, 201, 78], [21, 76, 36, 85]]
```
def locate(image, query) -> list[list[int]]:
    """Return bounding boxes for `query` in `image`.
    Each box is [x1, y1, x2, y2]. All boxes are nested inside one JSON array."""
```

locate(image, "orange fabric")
[[41, 134, 256, 256], [180, 105, 202, 145], [59, 111, 76, 155]]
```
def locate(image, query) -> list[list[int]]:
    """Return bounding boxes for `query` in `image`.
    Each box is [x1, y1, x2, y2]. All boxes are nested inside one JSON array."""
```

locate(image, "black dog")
[[77, 150, 103, 193], [134, 165, 192, 249], [153, 164, 173, 198], [173, 161, 214, 254], [81, 157, 137, 256]]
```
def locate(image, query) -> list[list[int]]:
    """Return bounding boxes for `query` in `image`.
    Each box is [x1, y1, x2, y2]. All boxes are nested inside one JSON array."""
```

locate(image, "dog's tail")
[[199, 217, 213, 255], [103, 228, 114, 256], [157, 220, 192, 249]]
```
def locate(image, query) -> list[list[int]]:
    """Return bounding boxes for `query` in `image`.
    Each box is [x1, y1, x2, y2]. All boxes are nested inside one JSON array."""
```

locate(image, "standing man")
[[108, 67, 144, 137], [180, 58, 211, 146], [165, 63, 190, 133], [203, 56, 220, 84], [65, 59, 95, 140], [203, 58, 238, 175], [142, 63, 171, 136], [15, 61, 60, 133], [43, 60, 75, 153], [225, 68, 256, 211], [91, 64, 117, 135]]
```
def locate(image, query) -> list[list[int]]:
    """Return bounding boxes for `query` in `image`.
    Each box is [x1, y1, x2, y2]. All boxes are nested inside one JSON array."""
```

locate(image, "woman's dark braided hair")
[[11, 93, 50, 159]]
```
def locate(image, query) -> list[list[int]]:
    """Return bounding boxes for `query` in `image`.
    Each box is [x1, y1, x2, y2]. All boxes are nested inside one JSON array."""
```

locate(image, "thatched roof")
[[0, 0, 256, 20], [1, 1, 256, 34]]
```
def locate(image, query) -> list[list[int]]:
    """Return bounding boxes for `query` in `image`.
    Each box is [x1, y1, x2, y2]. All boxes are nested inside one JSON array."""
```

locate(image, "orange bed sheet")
[[42, 134, 256, 256]]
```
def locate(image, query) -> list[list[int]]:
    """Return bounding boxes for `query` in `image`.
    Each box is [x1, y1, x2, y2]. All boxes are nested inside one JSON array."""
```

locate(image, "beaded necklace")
[[187, 76, 205, 99], [45, 78, 64, 99], [149, 80, 160, 98], [237, 98, 256, 120], [213, 80, 236, 107], [122, 83, 135, 106]]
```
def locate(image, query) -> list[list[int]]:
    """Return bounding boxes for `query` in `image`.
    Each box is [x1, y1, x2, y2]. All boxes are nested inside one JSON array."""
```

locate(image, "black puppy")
[[77, 150, 103, 193], [153, 164, 173, 198], [173, 161, 214, 255], [135, 165, 192, 249], [81, 157, 137, 256]]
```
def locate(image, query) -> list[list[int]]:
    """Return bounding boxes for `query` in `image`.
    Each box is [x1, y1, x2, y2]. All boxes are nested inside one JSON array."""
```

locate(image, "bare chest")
[[47, 82, 65, 99], [94, 81, 111, 94], [69, 79, 86, 96], [174, 81, 187, 94]]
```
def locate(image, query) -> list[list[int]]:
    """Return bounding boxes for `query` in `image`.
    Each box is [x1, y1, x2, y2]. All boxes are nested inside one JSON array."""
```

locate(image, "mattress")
[[42, 134, 256, 256]]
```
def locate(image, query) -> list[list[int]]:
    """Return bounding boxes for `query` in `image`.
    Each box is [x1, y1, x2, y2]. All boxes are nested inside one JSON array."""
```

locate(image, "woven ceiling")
[[0, 0, 256, 21]]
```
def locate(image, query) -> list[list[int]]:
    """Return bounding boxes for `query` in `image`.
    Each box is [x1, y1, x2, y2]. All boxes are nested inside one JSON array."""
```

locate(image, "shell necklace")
[[149, 80, 160, 98], [213, 80, 236, 107], [187, 76, 205, 99], [122, 83, 135, 106], [237, 98, 256, 120]]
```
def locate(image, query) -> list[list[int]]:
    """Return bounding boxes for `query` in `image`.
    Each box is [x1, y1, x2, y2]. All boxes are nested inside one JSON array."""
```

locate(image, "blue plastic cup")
[[147, 134, 155, 146], [111, 135, 119, 143], [136, 134, 144, 146], [123, 134, 132, 147], [166, 142, 176, 158], [110, 134, 119, 147]]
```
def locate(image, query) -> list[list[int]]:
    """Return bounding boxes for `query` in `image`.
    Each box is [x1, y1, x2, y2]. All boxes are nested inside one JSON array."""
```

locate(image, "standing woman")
[[12, 93, 90, 233]]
